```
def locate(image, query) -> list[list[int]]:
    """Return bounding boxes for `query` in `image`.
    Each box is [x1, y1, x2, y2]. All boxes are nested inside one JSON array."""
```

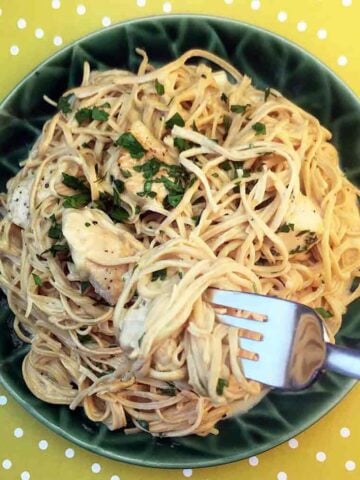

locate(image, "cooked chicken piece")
[[8, 175, 34, 229], [279, 193, 323, 255], [119, 301, 149, 351], [62, 208, 138, 305], [130, 120, 167, 161]]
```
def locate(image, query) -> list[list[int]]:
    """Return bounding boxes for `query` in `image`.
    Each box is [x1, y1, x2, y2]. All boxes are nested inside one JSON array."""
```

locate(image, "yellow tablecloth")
[[0, 1, 359, 479]]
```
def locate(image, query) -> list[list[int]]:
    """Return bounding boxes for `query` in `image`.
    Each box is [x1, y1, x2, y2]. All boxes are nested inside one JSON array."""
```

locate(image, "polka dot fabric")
[[0, 1, 359, 479]]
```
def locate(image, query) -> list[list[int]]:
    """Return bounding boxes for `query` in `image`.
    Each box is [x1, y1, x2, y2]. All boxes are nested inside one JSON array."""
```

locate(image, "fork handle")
[[324, 344, 360, 379]]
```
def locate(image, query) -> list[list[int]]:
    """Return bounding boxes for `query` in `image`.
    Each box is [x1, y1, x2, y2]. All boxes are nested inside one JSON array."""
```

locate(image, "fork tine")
[[208, 288, 277, 316], [217, 313, 267, 337]]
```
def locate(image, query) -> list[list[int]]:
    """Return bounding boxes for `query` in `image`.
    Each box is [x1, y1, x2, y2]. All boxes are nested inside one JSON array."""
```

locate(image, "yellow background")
[[0, 1, 359, 479]]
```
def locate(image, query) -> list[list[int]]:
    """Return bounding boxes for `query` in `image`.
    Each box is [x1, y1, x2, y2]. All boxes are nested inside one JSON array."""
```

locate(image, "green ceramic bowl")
[[0, 15, 359, 469]]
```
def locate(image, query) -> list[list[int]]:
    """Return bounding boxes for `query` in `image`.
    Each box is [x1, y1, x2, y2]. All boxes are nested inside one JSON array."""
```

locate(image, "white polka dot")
[[251, 0, 261, 10], [316, 451, 327, 462], [2, 459, 12, 470], [14, 427, 24, 438], [345, 460, 356, 471], [297, 21, 307, 32], [224, 0, 234, 4], [0, 8, 3, 16], [288, 438, 298, 448], [249, 456, 259, 466], [76, 4, 86, 15], [0, 395, 8, 406], [163, 2, 172, 13], [17, 18, 27, 29], [38, 440, 48, 450], [102, 16, 111, 27], [137, 0, 146, 6], [91, 463, 101, 474], [317, 28, 327, 39], [277, 473, 287, 480], [21, 472, 30, 480], [277, 11, 288, 22], [183, 469, 193, 478], [342, 0, 352, 6], [338, 55, 348, 66], [10, 45, 20, 56], [110, 476, 120, 480], [52, 0, 61, 8], [340, 427, 351, 438], [53, 36, 63, 46], [35, 28, 44, 39], [65, 448, 75, 459]]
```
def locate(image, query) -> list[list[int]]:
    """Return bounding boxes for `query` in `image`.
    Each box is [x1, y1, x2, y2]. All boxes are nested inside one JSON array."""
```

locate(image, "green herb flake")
[[43, 243, 69, 257], [277, 223, 295, 233], [91, 107, 109, 122], [57, 95, 72, 114], [192, 121, 199, 132], [174, 137, 190, 152], [75, 108, 93, 125], [78, 334, 93, 344], [216, 378, 229, 396], [135, 205, 141, 214], [252, 122, 267, 136], [110, 206, 130, 223], [219, 160, 233, 171], [155, 79, 165, 96], [120, 169, 132, 178], [62, 173, 89, 192], [113, 179, 125, 194], [151, 268, 167, 281], [48, 215, 62, 240], [63, 192, 90, 209], [85, 222, 91, 227], [230, 104, 248, 114], [115, 132, 146, 159], [165, 112, 185, 130], [32, 273, 42, 286], [314, 307, 333, 319], [192, 215, 200, 226], [80, 281, 91, 294]]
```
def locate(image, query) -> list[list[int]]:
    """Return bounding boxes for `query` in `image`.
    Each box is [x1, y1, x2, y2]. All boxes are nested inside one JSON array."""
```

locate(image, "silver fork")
[[208, 288, 360, 390]]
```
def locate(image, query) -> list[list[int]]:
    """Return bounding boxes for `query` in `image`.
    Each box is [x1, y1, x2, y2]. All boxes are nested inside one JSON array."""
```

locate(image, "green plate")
[[0, 15, 359, 469]]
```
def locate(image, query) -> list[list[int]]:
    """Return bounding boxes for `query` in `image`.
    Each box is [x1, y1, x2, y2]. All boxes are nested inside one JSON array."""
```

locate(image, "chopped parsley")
[[192, 121, 199, 132], [252, 122, 266, 136], [32, 273, 42, 286], [230, 104, 249, 114], [115, 132, 146, 159], [48, 214, 62, 240], [75, 106, 109, 124], [80, 281, 91, 294], [151, 268, 167, 281], [161, 381, 178, 396], [174, 137, 191, 152], [91, 107, 109, 122], [62, 173, 89, 192], [314, 307, 333, 319], [165, 112, 185, 130], [155, 79, 165, 95], [192, 215, 201, 226], [113, 178, 125, 195], [133, 157, 161, 179], [135, 205, 141, 214], [219, 160, 233, 171], [277, 223, 295, 233], [63, 192, 91, 209], [42, 243, 69, 257], [216, 378, 228, 395], [94, 191, 130, 223], [57, 95, 72, 114], [120, 168, 132, 178]]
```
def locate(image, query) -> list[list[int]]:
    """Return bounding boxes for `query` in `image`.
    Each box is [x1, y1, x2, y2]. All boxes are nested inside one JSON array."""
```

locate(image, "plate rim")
[[0, 13, 359, 469]]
